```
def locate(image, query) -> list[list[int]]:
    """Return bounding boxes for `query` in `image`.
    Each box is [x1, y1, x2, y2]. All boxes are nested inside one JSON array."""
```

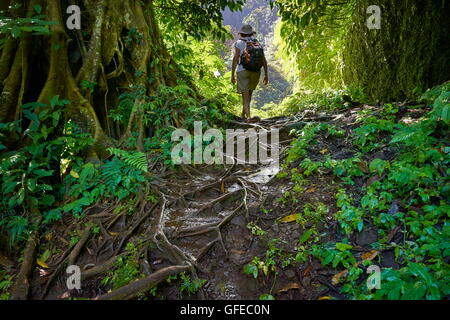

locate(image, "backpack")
[[239, 38, 265, 72]]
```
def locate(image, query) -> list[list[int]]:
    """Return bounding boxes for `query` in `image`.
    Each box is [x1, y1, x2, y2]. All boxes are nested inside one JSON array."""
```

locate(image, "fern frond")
[[101, 159, 123, 191], [390, 131, 416, 144], [431, 91, 450, 124], [107, 147, 148, 172]]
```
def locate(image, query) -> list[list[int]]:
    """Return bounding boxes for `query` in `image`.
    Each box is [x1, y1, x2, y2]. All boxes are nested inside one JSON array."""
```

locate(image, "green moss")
[[343, 0, 450, 103]]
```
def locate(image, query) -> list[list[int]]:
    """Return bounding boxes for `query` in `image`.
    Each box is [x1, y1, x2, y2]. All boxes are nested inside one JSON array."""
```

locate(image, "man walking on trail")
[[231, 24, 269, 122]]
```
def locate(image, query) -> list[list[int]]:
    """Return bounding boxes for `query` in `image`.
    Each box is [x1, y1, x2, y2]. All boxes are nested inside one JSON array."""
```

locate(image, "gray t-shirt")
[[234, 36, 255, 73]]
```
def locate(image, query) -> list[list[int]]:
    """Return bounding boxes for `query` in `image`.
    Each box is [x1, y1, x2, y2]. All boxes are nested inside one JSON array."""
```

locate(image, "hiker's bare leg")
[[241, 94, 245, 118], [248, 90, 253, 119], [242, 91, 251, 119], [241, 94, 246, 118]]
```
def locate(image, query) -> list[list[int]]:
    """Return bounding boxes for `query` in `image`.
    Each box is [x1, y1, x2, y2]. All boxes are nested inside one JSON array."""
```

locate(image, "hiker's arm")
[[231, 47, 240, 84], [263, 56, 269, 85]]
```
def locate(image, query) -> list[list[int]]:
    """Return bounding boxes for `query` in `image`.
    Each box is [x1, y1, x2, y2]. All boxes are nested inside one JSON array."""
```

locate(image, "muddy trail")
[[23, 106, 408, 300]]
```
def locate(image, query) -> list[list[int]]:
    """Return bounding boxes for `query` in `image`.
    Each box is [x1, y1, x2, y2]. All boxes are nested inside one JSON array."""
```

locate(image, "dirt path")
[[150, 118, 291, 299], [149, 115, 342, 300], [29, 112, 355, 300]]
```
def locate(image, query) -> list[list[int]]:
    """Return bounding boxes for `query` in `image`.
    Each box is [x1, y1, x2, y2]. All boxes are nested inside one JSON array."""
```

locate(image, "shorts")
[[237, 70, 261, 93]]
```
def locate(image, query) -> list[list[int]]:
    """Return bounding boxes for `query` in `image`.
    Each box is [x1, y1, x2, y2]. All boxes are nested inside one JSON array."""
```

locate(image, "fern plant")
[[421, 82, 450, 124], [107, 148, 148, 172], [62, 149, 149, 215], [431, 91, 450, 124], [390, 120, 436, 148], [100, 158, 145, 200]]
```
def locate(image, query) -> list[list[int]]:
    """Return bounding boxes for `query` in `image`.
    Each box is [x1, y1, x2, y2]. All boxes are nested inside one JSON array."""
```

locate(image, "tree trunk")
[[343, 0, 450, 103], [0, 0, 183, 158]]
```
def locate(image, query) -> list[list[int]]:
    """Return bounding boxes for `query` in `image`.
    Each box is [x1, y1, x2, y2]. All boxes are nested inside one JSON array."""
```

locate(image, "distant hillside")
[[222, 0, 278, 40]]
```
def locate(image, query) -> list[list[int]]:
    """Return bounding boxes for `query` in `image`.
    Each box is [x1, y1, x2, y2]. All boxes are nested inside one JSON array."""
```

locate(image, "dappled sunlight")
[[0, 0, 448, 305]]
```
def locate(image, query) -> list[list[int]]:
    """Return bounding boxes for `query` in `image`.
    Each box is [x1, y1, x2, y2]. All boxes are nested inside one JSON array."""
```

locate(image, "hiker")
[[231, 24, 269, 122]]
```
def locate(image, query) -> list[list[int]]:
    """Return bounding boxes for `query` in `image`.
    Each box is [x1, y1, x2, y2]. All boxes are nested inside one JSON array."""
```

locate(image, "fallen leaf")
[[59, 291, 71, 299], [70, 170, 79, 178], [230, 249, 246, 255], [37, 259, 49, 269], [386, 226, 401, 242], [277, 283, 300, 294], [220, 181, 225, 193], [306, 188, 316, 193], [109, 231, 119, 236], [357, 161, 369, 173], [279, 214, 299, 223], [320, 149, 328, 155], [318, 296, 333, 300], [361, 250, 379, 261], [365, 175, 380, 186], [331, 270, 349, 285], [303, 265, 313, 277]]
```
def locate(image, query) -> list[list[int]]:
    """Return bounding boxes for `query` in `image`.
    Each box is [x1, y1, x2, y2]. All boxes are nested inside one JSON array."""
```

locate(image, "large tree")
[[0, 0, 245, 299], [0, 0, 243, 158]]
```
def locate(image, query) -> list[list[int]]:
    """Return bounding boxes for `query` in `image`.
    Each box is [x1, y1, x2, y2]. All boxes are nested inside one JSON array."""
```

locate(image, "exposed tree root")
[[68, 226, 92, 265], [81, 254, 125, 281], [176, 203, 244, 240], [9, 217, 41, 300], [25, 116, 283, 299], [153, 194, 195, 266], [40, 225, 92, 299], [194, 202, 245, 261], [112, 202, 157, 256], [94, 264, 190, 300], [195, 189, 242, 215]]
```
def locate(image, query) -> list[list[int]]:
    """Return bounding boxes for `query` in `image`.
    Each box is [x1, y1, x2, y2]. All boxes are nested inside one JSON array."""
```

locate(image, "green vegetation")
[[0, 0, 448, 302], [273, 0, 450, 102], [179, 273, 207, 296], [243, 84, 449, 300], [102, 242, 142, 289], [0, 271, 12, 300]]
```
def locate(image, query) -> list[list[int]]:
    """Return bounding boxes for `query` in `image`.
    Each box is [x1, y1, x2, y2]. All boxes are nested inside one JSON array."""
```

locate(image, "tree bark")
[[343, 0, 450, 102], [0, 0, 183, 157]]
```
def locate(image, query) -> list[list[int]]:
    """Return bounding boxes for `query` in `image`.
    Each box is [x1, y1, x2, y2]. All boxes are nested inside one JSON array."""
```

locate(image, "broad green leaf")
[[243, 264, 258, 278], [299, 229, 314, 244], [336, 243, 353, 252], [259, 294, 275, 300]]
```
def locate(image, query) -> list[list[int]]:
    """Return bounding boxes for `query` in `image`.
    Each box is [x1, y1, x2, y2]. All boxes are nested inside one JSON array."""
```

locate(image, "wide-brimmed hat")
[[239, 24, 255, 35]]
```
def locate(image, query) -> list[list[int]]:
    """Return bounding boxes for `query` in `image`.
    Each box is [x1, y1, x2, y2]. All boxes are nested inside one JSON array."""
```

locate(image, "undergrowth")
[[243, 82, 450, 300]]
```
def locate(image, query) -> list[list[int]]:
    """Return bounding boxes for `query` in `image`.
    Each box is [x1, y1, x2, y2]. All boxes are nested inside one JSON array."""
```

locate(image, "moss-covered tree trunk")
[[0, 0, 180, 158], [343, 0, 450, 103]]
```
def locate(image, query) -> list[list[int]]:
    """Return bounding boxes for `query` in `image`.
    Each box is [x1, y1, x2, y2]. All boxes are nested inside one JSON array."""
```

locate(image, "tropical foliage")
[[0, 0, 448, 302]]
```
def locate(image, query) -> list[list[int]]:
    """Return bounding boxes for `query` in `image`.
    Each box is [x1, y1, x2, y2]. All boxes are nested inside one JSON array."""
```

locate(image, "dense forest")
[[0, 0, 449, 303]]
